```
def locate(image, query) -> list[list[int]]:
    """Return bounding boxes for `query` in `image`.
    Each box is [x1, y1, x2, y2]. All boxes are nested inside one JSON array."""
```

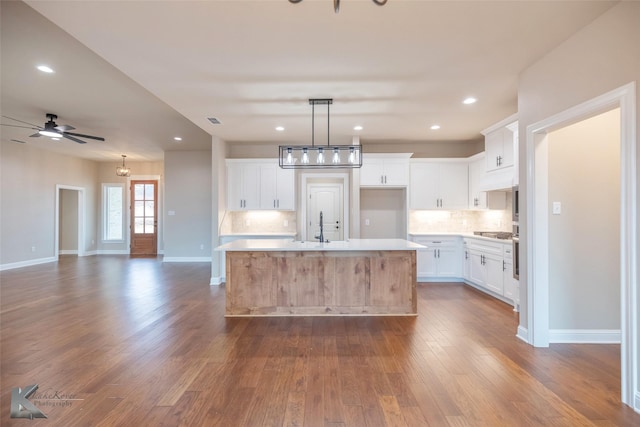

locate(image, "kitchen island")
[[216, 239, 424, 317]]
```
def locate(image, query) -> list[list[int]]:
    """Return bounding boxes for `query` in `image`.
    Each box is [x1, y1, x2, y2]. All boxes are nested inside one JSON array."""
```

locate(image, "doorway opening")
[[526, 82, 637, 407], [301, 173, 349, 242], [55, 185, 85, 259]]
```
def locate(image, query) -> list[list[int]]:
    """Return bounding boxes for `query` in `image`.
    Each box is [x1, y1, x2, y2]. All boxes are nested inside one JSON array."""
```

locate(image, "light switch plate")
[[552, 201, 562, 215]]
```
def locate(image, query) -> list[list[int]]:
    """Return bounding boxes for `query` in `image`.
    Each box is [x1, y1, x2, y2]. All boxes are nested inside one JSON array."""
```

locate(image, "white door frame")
[[525, 82, 637, 407], [300, 172, 350, 241], [55, 184, 85, 258]]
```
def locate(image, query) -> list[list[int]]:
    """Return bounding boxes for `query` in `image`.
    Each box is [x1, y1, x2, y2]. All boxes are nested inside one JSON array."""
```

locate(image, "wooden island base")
[[225, 250, 417, 317]]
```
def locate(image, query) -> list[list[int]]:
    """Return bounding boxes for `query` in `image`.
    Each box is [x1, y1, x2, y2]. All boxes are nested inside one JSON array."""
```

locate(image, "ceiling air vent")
[[207, 117, 221, 125]]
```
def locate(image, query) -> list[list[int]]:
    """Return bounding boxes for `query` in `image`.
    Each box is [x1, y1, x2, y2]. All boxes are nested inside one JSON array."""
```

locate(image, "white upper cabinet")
[[227, 161, 261, 210], [468, 153, 506, 210], [360, 153, 411, 187], [410, 160, 468, 210], [485, 127, 515, 172], [227, 159, 295, 211], [259, 163, 295, 210]]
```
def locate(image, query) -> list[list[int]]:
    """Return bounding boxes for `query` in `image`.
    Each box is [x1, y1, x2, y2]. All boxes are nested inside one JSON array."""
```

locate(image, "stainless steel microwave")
[[512, 185, 520, 222]]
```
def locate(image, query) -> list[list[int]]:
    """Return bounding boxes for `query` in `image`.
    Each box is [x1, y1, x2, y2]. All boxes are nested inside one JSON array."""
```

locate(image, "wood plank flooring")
[[1, 255, 638, 426]]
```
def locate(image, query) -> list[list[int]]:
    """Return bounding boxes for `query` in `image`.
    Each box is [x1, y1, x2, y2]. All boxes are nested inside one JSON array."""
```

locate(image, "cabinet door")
[[383, 159, 409, 186], [468, 157, 487, 209], [468, 251, 486, 286], [485, 128, 514, 172], [409, 163, 439, 209], [242, 165, 261, 210], [259, 164, 278, 209], [462, 248, 471, 281], [485, 130, 503, 172], [227, 164, 244, 210], [438, 163, 468, 209], [503, 261, 514, 300], [275, 167, 295, 210], [360, 158, 385, 186], [484, 253, 504, 295], [436, 246, 461, 277], [416, 248, 437, 277]]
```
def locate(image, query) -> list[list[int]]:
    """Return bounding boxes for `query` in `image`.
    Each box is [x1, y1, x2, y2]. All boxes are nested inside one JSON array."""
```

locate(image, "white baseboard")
[[210, 276, 224, 286], [635, 391, 640, 413], [549, 329, 621, 344], [417, 277, 462, 283], [516, 325, 529, 343], [97, 250, 130, 255], [163, 256, 211, 263], [0, 256, 57, 271], [59, 249, 78, 255]]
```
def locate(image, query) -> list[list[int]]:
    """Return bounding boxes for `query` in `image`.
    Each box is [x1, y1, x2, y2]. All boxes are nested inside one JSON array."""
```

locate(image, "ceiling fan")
[[1, 113, 105, 144]]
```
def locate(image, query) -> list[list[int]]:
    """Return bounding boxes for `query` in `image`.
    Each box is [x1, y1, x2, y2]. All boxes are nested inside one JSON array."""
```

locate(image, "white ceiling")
[[1, 0, 617, 162]]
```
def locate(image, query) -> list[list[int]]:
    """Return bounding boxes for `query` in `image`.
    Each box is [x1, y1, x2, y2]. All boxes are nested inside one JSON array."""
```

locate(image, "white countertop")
[[219, 232, 297, 237], [409, 232, 513, 244], [216, 238, 425, 252]]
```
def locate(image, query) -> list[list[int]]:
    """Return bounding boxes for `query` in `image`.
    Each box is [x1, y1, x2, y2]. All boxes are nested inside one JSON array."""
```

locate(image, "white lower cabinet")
[[412, 236, 461, 281], [463, 237, 518, 308]]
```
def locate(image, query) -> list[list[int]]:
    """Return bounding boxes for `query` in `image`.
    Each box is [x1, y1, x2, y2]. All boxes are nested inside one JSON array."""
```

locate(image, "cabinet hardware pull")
[[503, 260, 506, 271], [433, 250, 437, 258], [381, 175, 384, 184]]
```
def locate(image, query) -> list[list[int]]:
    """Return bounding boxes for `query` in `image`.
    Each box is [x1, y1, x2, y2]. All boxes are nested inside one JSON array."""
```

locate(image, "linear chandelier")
[[279, 99, 362, 169], [288, 0, 388, 14]]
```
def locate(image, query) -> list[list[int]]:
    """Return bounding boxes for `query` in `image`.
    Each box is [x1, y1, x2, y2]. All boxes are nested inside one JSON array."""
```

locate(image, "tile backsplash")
[[220, 211, 297, 234], [409, 192, 513, 233]]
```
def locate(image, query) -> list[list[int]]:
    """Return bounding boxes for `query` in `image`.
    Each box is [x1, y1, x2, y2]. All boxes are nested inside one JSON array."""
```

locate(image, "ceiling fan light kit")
[[279, 98, 362, 169], [1, 113, 105, 144]]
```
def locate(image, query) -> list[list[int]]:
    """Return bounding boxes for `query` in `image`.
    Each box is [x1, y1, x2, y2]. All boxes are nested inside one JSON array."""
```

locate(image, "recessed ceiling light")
[[353, 125, 363, 131], [37, 65, 54, 73], [275, 126, 285, 132], [463, 97, 477, 105], [173, 136, 182, 141], [430, 125, 441, 130]]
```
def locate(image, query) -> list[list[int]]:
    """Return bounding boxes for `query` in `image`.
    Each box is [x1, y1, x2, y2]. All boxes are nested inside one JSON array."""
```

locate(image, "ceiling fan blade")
[[55, 124, 76, 131], [29, 132, 41, 138], [0, 123, 40, 130], [1, 115, 41, 128], [62, 131, 105, 141], [62, 133, 87, 144]]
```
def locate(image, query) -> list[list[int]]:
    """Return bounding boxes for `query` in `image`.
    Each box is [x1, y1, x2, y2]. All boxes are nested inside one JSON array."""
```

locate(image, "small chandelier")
[[288, 0, 388, 14], [279, 99, 362, 169], [116, 154, 131, 177]]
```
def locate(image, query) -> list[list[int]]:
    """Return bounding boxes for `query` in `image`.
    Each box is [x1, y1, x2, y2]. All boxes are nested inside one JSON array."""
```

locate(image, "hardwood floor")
[[1, 255, 638, 426]]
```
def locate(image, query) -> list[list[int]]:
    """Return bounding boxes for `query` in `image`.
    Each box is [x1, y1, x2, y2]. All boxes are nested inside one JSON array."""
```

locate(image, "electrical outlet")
[[284, 219, 289, 227], [552, 201, 562, 215], [365, 219, 370, 226], [200, 244, 204, 250], [245, 219, 251, 226], [31, 246, 36, 252]]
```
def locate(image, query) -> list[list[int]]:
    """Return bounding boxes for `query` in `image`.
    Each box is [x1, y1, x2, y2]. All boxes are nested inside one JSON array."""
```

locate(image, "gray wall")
[[548, 109, 620, 330], [517, 1, 640, 334], [0, 143, 99, 266], [360, 188, 407, 239], [164, 151, 212, 259]]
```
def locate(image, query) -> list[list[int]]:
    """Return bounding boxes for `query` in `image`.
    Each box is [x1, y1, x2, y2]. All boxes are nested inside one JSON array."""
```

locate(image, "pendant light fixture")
[[279, 99, 362, 169], [288, 0, 388, 14], [115, 154, 131, 177]]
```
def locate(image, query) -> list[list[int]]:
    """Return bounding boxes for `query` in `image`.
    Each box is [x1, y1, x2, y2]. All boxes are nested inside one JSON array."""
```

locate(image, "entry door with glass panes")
[[130, 180, 157, 255]]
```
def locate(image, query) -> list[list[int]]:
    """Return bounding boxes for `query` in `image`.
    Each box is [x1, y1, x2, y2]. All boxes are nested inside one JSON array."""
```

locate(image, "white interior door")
[[307, 183, 343, 242]]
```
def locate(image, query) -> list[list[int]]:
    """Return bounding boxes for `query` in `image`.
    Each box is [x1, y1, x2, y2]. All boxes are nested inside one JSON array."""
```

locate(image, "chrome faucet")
[[315, 211, 325, 243]]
